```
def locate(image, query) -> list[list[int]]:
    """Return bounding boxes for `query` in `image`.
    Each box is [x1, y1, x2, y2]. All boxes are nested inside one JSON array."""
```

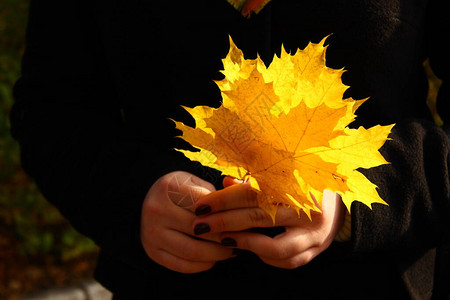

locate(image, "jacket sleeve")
[[349, 0, 450, 293], [10, 0, 220, 271]]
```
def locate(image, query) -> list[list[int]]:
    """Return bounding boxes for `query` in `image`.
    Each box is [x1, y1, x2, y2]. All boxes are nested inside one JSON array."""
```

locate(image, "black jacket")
[[11, 0, 450, 299]]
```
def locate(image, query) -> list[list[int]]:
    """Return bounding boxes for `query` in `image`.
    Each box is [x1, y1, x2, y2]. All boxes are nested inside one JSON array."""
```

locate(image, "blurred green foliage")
[[0, 0, 97, 263]]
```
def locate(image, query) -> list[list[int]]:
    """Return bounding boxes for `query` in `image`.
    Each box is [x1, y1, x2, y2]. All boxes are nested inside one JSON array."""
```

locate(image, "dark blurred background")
[[0, 1, 98, 299], [0, 1, 443, 299]]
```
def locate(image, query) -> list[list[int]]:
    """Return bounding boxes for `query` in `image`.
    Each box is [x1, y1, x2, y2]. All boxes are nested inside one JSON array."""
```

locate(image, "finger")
[[222, 176, 244, 188], [259, 246, 320, 269], [153, 249, 216, 273], [322, 190, 345, 229], [259, 227, 326, 269], [169, 209, 223, 243], [194, 183, 258, 216], [167, 171, 216, 193], [269, 191, 339, 227], [194, 207, 275, 234], [219, 231, 302, 259], [193, 204, 320, 235], [220, 227, 320, 260], [160, 229, 234, 262], [271, 205, 318, 227], [165, 172, 215, 212], [143, 198, 223, 243]]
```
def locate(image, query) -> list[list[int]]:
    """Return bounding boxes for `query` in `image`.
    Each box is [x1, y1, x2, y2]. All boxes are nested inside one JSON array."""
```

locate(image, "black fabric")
[[10, 0, 450, 299]]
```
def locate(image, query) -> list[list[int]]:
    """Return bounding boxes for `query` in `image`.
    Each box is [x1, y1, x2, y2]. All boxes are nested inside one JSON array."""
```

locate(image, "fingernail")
[[221, 237, 237, 247], [194, 223, 210, 235], [195, 205, 211, 216]]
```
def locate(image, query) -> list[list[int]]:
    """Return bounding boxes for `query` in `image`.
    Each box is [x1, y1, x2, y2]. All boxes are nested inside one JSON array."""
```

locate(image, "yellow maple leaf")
[[173, 36, 394, 221]]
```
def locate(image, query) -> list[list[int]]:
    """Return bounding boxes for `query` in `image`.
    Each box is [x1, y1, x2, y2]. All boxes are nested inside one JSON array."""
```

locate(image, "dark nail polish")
[[195, 205, 211, 216], [194, 223, 210, 235], [221, 237, 237, 247]]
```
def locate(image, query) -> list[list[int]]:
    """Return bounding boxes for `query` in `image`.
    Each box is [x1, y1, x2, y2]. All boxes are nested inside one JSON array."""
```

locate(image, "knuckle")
[[177, 262, 205, 274], [157, 171, 189, 193], [284, 258, 301, 270], [157, 172, 175, 189], [244, 185, 257, 206], [299, 253, 314, 267], [142, 201, 158, 220], [293, 251, 315, 268], [144, 198, 165, 219], [213, 214, 227, 232], [140, 233, 155, 256], [248, 209, 270, 226], [234, 234, 249, 250], [179, 261, 215, 274], [270, 245, 289, 260], [214, 195, 227, 210], [182, 243, 201, 260], [197, 262, 216, 273], [312, 229, 330, 247]]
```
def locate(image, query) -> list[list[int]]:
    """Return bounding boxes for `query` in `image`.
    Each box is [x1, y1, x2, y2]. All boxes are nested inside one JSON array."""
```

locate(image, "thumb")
[[222, 176, 245, 188]]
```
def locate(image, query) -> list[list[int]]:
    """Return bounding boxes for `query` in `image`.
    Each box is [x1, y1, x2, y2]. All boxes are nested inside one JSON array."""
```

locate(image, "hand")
[[192, 178, 346, 269], [140, 171, 235, 273]]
